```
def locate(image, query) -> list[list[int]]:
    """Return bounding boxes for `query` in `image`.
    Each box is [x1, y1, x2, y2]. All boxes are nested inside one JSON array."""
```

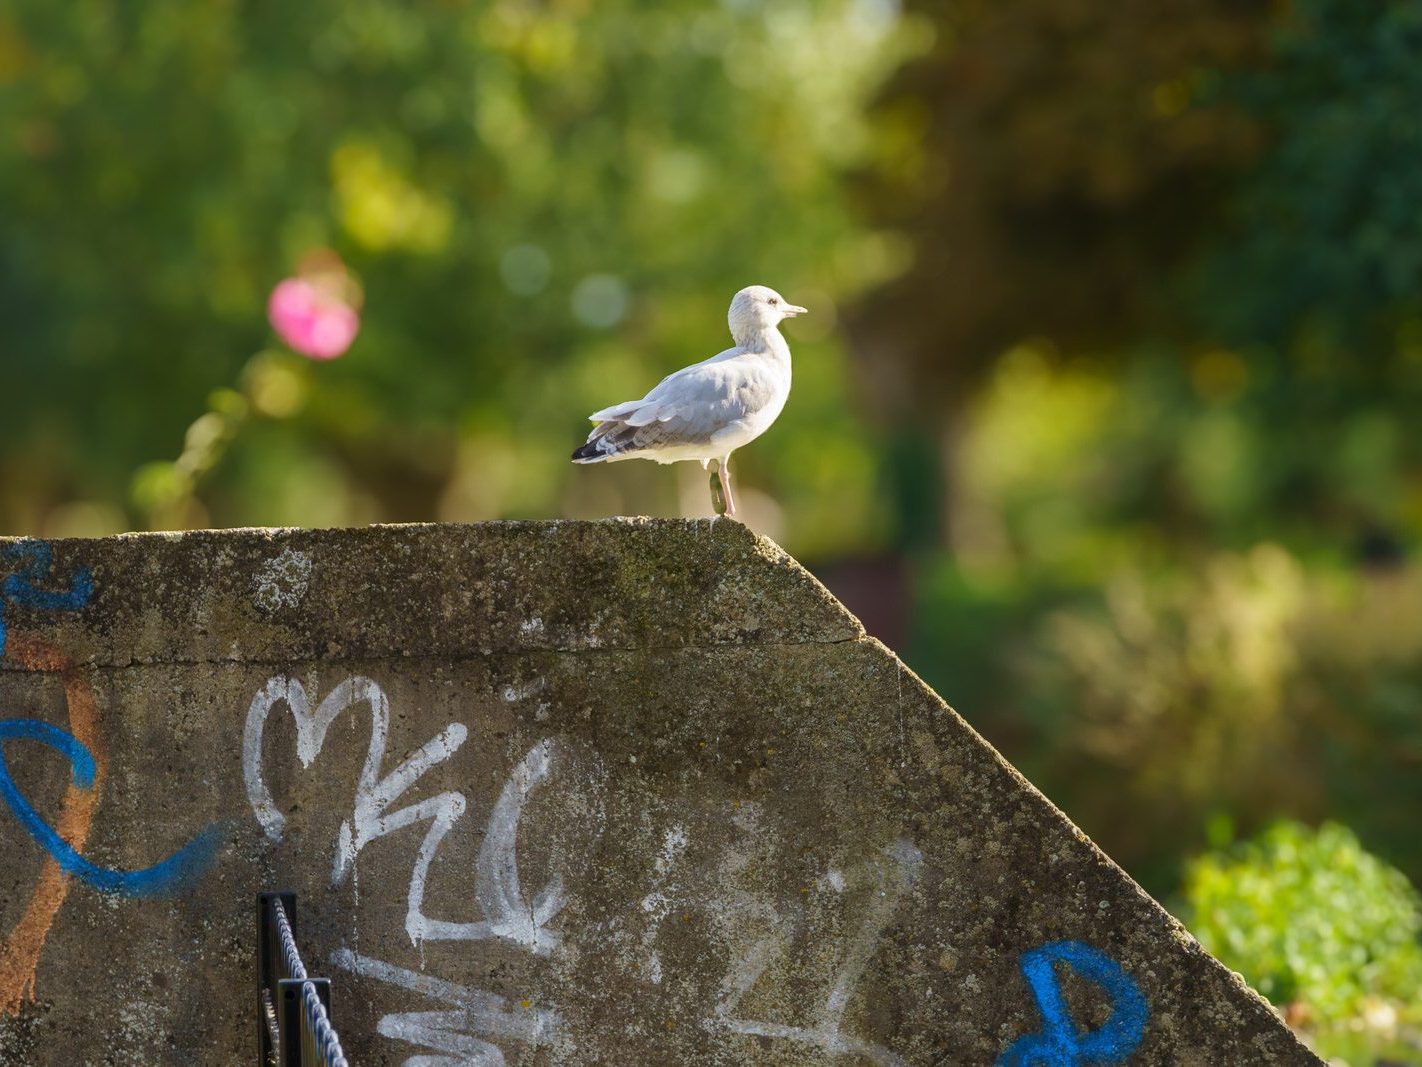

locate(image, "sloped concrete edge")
[[0, 519, 864, 670]]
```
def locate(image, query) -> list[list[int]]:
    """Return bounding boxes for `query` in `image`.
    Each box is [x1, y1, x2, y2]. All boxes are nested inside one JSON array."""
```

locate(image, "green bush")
[[1184, 821, 1422, 1063]]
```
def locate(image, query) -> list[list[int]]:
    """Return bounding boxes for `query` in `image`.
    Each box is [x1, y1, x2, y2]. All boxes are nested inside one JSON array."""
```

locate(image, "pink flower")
[[267, 276, 360, 360]]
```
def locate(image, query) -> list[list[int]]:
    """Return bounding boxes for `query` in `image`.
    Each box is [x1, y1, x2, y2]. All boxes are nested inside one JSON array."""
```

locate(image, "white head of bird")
[[728, 285, 808, 346]]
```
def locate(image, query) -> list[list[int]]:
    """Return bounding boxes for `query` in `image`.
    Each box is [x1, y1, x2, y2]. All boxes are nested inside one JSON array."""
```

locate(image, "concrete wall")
[[0, 520, 1317, 1065]]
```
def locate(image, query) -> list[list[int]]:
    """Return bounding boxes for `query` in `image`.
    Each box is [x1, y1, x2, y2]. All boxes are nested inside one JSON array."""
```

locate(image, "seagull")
[[572, 285, 807, 517]]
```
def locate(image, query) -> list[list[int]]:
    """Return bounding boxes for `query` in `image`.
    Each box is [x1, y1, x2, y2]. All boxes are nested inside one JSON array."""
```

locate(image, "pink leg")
[[719, 455, 737, 517]]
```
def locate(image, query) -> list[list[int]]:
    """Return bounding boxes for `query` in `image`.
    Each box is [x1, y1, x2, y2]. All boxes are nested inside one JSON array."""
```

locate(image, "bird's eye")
[[768, 297, 779, 305]]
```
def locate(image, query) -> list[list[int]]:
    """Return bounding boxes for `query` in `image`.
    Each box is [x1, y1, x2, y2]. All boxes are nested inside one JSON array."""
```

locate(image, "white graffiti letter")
[[407, 739, 564, 954], [332, 948, 562, 1066], [707, 838, 921, 1066], [242, 674, 468, 888]]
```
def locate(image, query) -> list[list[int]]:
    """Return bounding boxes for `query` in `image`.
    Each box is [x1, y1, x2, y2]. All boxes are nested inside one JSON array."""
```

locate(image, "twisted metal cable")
[[271, 896, 307, 979], [301, 980, 349, 1067], [260, 989, 282, 1067], [270, 897, 350, 1067]]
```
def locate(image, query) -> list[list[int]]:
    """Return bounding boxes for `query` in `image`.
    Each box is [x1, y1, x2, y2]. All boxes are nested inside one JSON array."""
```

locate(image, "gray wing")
[[573, 354, 772, 462]]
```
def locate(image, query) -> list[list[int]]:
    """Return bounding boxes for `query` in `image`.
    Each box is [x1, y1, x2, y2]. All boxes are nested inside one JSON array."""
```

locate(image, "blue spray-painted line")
[[998, 940, 1148, 1066], [0, 541, 94, 657], [0, 719, 223, 897]]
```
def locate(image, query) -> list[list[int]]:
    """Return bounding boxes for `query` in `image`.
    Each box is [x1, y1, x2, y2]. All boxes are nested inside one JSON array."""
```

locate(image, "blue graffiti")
[[0, 719, 222, 896], [998, 940, 1148, 1066], [0, 541, 94, 656]]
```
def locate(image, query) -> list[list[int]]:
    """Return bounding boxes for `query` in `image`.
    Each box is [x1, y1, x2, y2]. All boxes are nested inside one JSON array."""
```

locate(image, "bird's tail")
[[571, 439, 610, 463], [571, 421, 637, 463]]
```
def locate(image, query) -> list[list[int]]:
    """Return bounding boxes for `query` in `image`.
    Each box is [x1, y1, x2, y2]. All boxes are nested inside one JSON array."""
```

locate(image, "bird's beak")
[[782, 303, 808, 318]]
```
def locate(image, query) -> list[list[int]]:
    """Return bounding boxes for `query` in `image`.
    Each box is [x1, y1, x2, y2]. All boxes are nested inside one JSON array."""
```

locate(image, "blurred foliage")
[[858, 0, 1422, 407], [1184, 822, 1422, 1064], [854, 0, 1269, 408], [912, 349, 1422, 896], [1192, 0, 1422, 349]]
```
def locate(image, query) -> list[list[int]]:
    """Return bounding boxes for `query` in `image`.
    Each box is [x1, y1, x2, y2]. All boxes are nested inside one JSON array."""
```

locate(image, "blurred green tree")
[[853, 0, 1269, 409], [855, 0, 1422, 547], [1192, 0, 1422, 350]]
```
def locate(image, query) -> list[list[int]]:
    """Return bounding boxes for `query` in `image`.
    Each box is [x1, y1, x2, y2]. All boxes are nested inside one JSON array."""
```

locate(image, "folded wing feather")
[[573, 351, 770, 463]]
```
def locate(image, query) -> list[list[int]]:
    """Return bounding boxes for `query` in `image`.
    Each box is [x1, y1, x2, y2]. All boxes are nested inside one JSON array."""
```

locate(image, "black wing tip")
[[571, 441, 606, 463]]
